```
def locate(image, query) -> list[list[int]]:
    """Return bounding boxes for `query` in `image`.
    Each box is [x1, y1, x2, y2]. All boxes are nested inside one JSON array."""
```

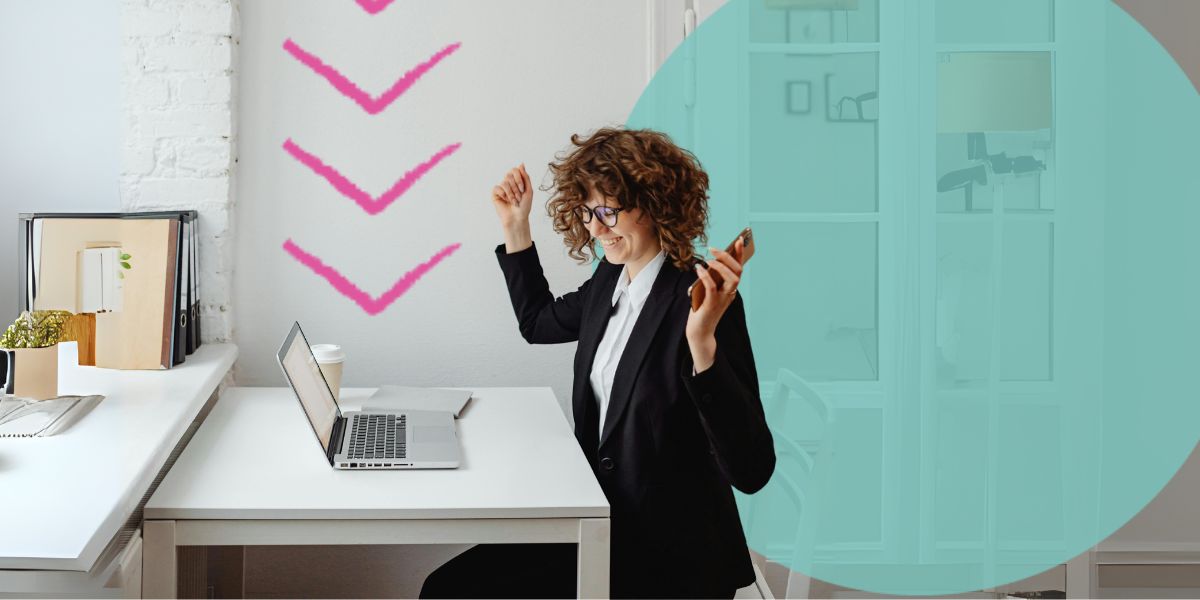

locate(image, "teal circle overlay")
[[628, 1, 1200, 595]]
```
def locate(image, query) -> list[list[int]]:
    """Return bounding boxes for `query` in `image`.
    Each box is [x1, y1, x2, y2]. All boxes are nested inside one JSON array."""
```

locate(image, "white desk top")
[[0, 343, 237, 571], [145, 387, 610, 521]]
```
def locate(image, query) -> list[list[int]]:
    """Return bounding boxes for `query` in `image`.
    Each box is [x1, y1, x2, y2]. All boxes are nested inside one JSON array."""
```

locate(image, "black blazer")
[[496, 243, 776, 598]]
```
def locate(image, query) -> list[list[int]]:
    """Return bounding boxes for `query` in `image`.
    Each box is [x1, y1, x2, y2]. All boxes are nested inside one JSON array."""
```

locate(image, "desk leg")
[[577, 518, 611, 599], [1089, 550, 1100, 598], [143, 520, 177, 599], [1065, 548, 1097, 599]]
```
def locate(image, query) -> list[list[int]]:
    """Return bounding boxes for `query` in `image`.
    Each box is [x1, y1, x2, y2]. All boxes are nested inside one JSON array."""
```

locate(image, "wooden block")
[[11, 345, 59, 401], [62, 313, 97, 366]]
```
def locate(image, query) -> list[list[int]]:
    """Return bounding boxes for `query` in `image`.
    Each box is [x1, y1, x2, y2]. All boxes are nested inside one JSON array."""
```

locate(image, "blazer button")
[[600, 457, 615, 471]]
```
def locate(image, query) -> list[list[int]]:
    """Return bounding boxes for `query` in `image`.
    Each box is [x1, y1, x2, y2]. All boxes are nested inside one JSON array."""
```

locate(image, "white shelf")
[[749, 42, 881, 55], [935, 43, 1058, 53], [0, 342, 237, 571]]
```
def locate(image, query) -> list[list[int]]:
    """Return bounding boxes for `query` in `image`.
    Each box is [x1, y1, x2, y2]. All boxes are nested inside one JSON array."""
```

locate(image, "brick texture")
[[120, 0, 238, 344]]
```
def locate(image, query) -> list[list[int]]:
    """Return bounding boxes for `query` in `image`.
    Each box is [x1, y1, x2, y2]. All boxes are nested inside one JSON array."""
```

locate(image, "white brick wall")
[[120, 0, 238, 345]]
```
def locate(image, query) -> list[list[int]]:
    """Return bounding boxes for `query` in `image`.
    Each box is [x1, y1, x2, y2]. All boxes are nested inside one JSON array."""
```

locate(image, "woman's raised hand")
[[492, 165, 533, 230], [492, 164, 534, 253]]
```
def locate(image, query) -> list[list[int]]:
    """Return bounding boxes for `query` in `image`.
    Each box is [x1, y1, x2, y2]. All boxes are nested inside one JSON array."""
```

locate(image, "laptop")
[[277, 322, 461, 470]]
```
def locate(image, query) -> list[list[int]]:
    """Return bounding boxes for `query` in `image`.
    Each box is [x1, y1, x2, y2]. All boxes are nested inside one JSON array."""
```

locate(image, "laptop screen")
[[278, 323, 340, 454]]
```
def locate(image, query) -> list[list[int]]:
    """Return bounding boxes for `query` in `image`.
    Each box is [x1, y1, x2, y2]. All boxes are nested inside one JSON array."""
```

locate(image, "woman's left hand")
[[686, 237, 745, 373]]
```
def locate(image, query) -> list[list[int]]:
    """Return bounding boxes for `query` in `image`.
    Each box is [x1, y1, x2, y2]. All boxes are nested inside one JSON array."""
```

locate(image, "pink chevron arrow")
[[283, 138, 461, 216], [355, 0, 396, 14], [284, 239, 461, 315], [283, 38, 460, 115]]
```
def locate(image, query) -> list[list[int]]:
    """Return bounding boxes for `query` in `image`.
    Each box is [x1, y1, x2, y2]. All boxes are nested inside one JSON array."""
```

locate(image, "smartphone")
[[689, 227, 755, 311]]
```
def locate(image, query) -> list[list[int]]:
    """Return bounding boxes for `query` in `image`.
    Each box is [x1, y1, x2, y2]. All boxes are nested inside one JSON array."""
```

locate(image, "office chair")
[[744, 368, 836, 599]]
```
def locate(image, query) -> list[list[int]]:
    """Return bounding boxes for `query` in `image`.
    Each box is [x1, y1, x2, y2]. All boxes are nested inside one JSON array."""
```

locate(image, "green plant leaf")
[[0, 310, 72, 348], [121, 262, 131, 270], [118, 271, 125, 280], [120, 253, 131, 260]]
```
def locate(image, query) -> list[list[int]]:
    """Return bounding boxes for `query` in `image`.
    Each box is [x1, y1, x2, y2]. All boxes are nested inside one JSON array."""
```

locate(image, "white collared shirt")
[[590, 251, 667, 439]]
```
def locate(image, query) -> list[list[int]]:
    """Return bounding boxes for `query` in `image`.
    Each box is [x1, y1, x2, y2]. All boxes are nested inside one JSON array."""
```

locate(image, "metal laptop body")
[[276, 322, 461, 470]]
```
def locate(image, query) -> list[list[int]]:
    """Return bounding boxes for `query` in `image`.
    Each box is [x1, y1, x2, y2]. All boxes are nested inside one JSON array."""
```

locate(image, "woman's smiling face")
[[583, 190, 660, 269]]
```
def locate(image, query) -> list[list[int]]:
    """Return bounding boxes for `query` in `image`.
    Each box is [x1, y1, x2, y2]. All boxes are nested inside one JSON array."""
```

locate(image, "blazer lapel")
[[573, 262, 620, 450], [598, 265, 683, 448]]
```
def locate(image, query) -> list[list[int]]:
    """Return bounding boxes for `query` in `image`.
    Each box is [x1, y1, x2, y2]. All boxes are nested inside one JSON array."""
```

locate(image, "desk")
[[143, 386, 612, 598], [0, 343, 237, 597]]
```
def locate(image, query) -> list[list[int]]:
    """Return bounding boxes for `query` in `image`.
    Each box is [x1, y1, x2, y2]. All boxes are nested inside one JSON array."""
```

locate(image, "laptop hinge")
[[326, 416, 346, 464]]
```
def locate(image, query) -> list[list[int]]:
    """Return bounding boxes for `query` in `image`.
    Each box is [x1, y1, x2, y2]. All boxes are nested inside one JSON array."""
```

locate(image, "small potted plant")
[[0, 310, 72, 400]]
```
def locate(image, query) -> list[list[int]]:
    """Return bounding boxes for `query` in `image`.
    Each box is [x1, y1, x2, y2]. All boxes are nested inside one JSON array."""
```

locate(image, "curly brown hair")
[[545, 127, 709, 271]]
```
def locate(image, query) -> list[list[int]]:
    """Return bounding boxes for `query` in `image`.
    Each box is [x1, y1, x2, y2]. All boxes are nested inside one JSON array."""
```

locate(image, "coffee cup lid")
[[311, 344, 345, 363]]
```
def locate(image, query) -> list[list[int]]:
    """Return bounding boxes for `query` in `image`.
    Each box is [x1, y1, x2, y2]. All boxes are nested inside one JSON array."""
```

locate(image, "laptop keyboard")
[[346, 414, 406, 460]]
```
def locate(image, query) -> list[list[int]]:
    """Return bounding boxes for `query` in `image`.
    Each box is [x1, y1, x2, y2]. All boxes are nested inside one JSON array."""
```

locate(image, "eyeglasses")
[[573, 205, 624, 227]]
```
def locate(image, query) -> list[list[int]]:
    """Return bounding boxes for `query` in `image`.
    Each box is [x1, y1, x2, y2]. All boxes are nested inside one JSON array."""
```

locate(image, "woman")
[[421, 127, 775, 599]]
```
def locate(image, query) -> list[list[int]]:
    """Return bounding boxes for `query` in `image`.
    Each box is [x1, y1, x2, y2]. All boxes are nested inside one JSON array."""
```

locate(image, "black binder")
[[186, 210, 201, 354]]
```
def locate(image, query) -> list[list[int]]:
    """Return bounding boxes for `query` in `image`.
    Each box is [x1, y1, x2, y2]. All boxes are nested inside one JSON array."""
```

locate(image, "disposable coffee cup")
[[311, 344, 345, 401]]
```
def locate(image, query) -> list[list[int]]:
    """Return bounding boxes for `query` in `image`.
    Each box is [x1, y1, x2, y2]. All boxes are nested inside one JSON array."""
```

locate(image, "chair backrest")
[[757, 368, 837, 599], [769, 368, 835, 436]]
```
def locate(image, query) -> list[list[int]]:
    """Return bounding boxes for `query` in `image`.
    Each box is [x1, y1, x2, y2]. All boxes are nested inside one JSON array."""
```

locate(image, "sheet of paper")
[[0, 395, 103, 437], [365, 386, 472, 418]]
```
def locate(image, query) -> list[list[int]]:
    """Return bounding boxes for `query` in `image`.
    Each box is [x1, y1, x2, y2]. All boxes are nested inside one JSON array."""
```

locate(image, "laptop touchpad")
[[413, 426, 452, 443]]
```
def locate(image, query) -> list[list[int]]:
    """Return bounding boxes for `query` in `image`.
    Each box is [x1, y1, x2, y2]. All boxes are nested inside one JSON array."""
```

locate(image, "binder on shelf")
[[18, 211, 199, 370], [168, 214, 186, 367], [185, 210, 200, 355]]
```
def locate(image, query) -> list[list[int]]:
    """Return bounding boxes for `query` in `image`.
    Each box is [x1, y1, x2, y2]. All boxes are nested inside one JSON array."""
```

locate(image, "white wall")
[[0, 1, 120, 323], [234, 2, 650, 594], [120, 0, 238, 344], [235, 0, 650, 411]]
